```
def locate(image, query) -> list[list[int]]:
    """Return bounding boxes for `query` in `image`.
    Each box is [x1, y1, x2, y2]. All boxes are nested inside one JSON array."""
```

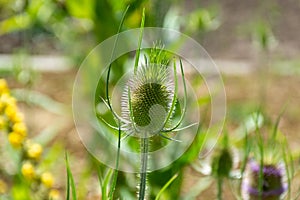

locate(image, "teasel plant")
[[234, 112, 297, 200], [192, 131, 239, 200], [96, 7, 197, 200]]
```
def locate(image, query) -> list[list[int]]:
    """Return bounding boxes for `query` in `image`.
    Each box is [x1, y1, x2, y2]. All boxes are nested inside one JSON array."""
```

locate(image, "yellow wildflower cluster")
[[0, 80, 26, 148], [0, 79, 60, 199]]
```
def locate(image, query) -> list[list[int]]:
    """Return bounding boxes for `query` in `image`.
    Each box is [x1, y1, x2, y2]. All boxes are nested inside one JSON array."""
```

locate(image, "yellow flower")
[[0, 179, 7, 194], [8, 132, 25, 148], [27, 143, 43, 159], [11, 112, 24, 123], [0, 79, 9, 95], [49, 189, 60, 200], [1, 94, 16, 107], [12, 122, 27, 137], [5, 105, 18, 120], [41, 172, 54, 188], [21, 162, 35, 180], [0, 94, 11, 112]]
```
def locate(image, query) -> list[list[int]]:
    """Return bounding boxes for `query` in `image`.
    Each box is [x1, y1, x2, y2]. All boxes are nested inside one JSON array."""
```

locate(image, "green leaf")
[[134, 8, 145, 75], [155, 173, 178, 200], [102, 169, 114, 200], [65, 152, 77, 200]]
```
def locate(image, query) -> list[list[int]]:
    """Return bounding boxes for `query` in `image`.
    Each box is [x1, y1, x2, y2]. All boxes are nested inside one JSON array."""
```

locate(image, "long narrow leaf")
[[102, 169, 114, 200], [106, 5, 130, 117], [134, 8, 145, 75], [108, 121, 122, 199], [155, 173, 178, 200], [65, 152, 77, 200]]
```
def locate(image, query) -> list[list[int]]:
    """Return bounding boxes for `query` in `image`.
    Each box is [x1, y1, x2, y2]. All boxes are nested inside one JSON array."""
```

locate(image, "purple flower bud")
[[242, 160, 287, 200]]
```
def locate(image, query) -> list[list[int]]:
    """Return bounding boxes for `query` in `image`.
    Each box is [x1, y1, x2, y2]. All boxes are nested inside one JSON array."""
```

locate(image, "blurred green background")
[[0, 0, 300, 199]]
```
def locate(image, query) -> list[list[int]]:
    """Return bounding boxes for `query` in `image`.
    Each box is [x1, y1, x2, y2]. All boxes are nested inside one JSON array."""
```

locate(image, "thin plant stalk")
[[254, 112, 264, 200], [65, 152, 77, 200], [108, 120, 122, 199], [155, 173, 178, 200], [105, 6, 129, 199], [217, 177, 223, 200]]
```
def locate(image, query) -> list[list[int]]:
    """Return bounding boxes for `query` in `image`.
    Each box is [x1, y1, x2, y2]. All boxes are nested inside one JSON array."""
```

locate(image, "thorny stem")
[[139, 135, 149, 200]]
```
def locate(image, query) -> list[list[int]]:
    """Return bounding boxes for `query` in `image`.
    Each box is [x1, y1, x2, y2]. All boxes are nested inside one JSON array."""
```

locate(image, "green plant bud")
[[211, 148, 233, 178]]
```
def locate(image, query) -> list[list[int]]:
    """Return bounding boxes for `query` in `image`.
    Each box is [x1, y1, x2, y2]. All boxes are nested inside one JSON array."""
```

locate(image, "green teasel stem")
[[217, 177, 223, 200], [127, 86, 148, 199], [139, 135, 149, 200]]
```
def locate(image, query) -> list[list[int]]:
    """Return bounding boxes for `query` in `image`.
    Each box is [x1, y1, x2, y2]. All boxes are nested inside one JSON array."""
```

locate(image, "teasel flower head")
[[242, 159, 287, 200], [211, 132, 237, 179], [121, 52, 174, 137]]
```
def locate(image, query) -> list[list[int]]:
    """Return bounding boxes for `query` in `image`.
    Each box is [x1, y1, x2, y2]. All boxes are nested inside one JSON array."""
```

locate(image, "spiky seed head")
[[131, 82, 169, 126], [122, 64, 174, 137]]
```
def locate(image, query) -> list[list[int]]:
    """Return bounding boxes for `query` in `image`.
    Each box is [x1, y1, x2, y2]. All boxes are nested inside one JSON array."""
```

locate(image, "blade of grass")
[[102, 169, 114, 200], [108, 120, 121, 199], [93, 159, 103, 190], [271, 107, 286, 142], [281, 136, 293, 200], [155, 173, 178, 200], [65, 152, 77, 200], [134, 8, 145, 75]]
